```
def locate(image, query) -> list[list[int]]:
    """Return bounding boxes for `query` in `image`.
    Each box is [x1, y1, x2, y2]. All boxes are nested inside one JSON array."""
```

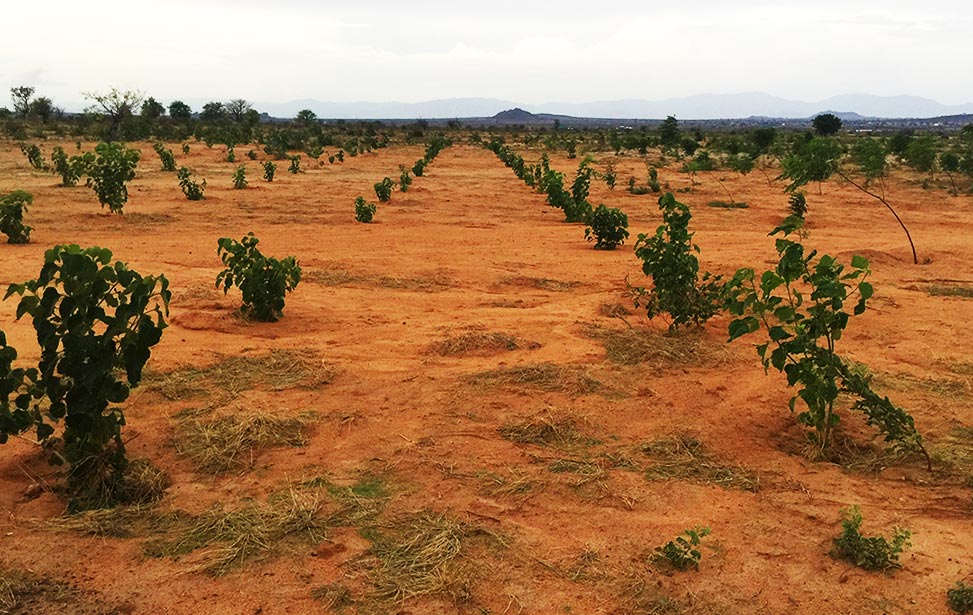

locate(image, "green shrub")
[[89, 142, 141, 214], [412, 158, 426, 177], [232, 165, 247, 190], [949, 583, 973, 613], [631, 193, 725, 329], [177, 167, 206, 200], [216, 233, 301, 322], [585, 204, 629, 250], [51, 146, 94, 187], [262, 161, 276, 182], [603, 161, 616, 190], [288, 155, 301, 174], [2, 245, 170, 510], [306, 144, 323, 160], [648, 167, 662, 193], [830, 506, 910, 572], [374, 177, 394, 202], [226, 147, 236, 163], [0, 190, 33, 244], [788, 192, 808, 219], [399, 166, 413, 192], [652, 527, 710, 571], [727, 217, 929, 461], [246, 149, 258, 161], [354, 196, 376, 223], [153, 142, 176, 172], [18, 142, 46, 170], [181, 143, 190, 155]]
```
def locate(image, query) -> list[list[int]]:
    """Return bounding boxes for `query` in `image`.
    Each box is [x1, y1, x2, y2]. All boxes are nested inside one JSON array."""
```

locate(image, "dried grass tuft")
[[430, 331, 537, 357], [469, 363, 602, 395], [586, 326, 726, 367], [174, 409, 308, 474], [642, 434, 759, 492]]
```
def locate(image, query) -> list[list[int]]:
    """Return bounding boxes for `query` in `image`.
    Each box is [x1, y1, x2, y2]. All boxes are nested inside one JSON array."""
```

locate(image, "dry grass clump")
[[599, 302, 633, 318], [303, 269, 455, 292], [548, 458, 607, 486], [479, 469, 535, 500], [46, 504, 186, 539], [586, 326, 726, 367], [642, 434, 759, 492], [314, 477, 390, 527], [876, 372, 969, 398], [469, 363, 602, 395], [147, 348, 336, 401], [360, 512, 500, 603], [145, 488, 326, 576], [499, 410, 594, 450], [926, 284, 973, 298], [497, 275, 579, 292], [174, 409, 308, 474], [310, 583, 355, 609], [430, 331, 538, 357], [932, 427, 973, 483]]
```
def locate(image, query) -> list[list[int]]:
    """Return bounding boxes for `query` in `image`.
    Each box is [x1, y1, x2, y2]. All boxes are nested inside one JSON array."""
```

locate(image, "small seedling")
[[399, 165, 412, 192], [288, 155, 301, 174], [153, 142, 176, 172], [89, 142, 140, 214], [830, 506, 910, 572], [354, 196, 376, 223], [652, 527, 710, 571]]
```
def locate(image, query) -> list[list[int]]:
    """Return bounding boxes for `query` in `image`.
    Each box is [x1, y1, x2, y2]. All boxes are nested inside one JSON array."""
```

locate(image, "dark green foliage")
[[354, 196, 376, 223], [683, 150, 716, 173], [585, 204, 629, 250], [177, 167, 206, 200], [262, 160, 276, 182], [903, 136, 938, 176], [778, 137, 842, 192], [851, 138, 887, 184], [181, 143, 190, 155], [949, 582, 973, 613], [2, 245, 170, 510], [51, 147, 94, 187], [412, 158, 426, 177], [788, 192, 808, 219], [305, 144, 323, 160], [232, 165, 247, 189], [89, 142, 140, 214], [0, 190, 33, 244], [374, 177, 394, 202], [726, 152, 755, 175], [246, 149, 258, 161], [169, 101, 192, 120], [652, 527, 710, 571], [812, 113, 843, 136], [226, 147, 236, 163], [830, 506, 910, 571], [288, 155, 301, 174], [727, 219, 929, 461], [631, 193, 725, 330], [153, 142, 176, 172], [216, 233, 301, 322], [18, 142, 46, 170], [399, 165, 412, 192], [659, 115, 681, 154]]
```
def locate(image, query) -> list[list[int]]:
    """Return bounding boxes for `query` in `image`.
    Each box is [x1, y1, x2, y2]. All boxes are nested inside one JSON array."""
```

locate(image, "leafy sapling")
[[374, 177, 395, 202], [830, 506, 910, 572], [354, 196, 376, 223], [177, 167, 206, 200], [216, 233, 301, 322], [262, 160, 277, 182], [232, 165, 247, 189], [585, 204, 629, 250], [88, 142, 141, 214], [652, 527, 711, 572], [0, 190, 33, 244]]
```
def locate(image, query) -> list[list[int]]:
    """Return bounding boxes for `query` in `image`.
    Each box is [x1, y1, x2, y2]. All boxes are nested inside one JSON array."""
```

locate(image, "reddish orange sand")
[[0, 138, 971, 614]]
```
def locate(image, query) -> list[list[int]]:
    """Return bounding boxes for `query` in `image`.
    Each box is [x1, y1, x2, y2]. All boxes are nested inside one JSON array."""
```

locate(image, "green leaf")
[[851, 255, 869, 269], [728, 317, 760, 341]]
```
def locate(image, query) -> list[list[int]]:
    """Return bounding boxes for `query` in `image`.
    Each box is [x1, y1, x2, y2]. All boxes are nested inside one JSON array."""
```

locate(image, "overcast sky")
[[2, 0, 971, 110]]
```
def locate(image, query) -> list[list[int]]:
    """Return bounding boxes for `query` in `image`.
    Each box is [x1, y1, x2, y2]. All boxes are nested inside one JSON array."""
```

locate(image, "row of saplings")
[[486, 137, 630, 250], [354, 134, 452, 223], [1, 204, 971, 610]]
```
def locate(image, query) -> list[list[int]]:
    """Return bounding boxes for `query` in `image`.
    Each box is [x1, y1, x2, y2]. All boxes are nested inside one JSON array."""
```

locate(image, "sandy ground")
[[0, 137, 971, 614]]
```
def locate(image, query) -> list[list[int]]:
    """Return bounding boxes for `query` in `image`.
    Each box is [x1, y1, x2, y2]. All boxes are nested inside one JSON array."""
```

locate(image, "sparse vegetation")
[[830, 506, 910, 572], [652, 527, 710, 572], [89, 141, 140, 213], [949, 582, 973, 613], [355, 196, 377, 223], [177, 166, 206, 200], [585, 204, 629, 250], [0, 190, 33, 244], [374, 176, 394, 202]]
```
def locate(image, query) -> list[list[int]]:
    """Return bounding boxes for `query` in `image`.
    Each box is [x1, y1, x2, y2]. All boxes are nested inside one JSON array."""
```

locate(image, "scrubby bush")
[[153, 142, 176, 172], [246, 149, 258, 161], [262, 161, 276, 182], [177, 166, 206, 200], [949, 583, 973, 613], [89, 142, 140, 214], [2, 245, 170, 510], [631, 193, 725, 329], [288, 155, 301, 174], [585, 204, 629, 250], [232, 165, 247, 189], [374, 177, 394, 202], [216, 233, 301, 322], [830, 506, 910, 571], [0, 190, 33, 244], [412, 158, 426, 177], [51, 147, 94, 187], [354, 196, 376, 223]]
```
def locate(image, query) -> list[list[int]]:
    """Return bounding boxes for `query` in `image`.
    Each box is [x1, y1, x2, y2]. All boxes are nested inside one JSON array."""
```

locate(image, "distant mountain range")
[[239, 93, 973, 121]]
